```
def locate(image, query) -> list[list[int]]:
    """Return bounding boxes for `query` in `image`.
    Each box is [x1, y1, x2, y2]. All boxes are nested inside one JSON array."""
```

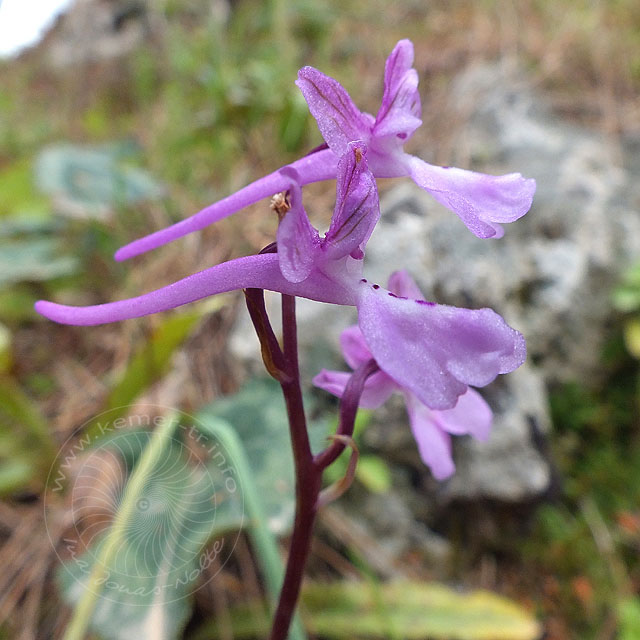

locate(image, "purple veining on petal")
[[296, 67, 372, 155], [323, 142, 379, 261], [373, 39, 422, 142], [113, 39, 536, 263]]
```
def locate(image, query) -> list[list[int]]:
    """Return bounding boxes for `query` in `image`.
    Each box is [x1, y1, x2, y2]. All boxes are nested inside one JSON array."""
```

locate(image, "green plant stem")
[[62, 414, 178, 640]]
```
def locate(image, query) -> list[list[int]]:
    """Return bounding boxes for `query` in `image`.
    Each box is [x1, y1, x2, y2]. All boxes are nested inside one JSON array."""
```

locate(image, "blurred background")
[[1, 1, 639, 638]]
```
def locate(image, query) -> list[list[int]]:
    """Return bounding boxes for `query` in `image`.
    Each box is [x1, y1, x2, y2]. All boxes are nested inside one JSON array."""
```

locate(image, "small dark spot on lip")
[[372, 284, 380, 290], [416, 299, 436, 306], [388, 292, 397, 297], [360, 278, 367, 283]]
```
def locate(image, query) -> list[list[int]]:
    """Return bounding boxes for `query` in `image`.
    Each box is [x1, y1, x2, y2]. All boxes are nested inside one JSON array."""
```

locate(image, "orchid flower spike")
[[37, 142, 525, 418], [114, 40, 535, 262], [314, 270, 495, 480]]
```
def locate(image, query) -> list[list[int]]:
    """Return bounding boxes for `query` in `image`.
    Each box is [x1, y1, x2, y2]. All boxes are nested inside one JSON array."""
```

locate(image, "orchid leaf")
[[193, 414, 306, 640], [198, 377, 329, 535], [34, 143, 164, 219], [0, 236, 79, 286], [193, 580, 541, 640], [58, 425, 241, 640]]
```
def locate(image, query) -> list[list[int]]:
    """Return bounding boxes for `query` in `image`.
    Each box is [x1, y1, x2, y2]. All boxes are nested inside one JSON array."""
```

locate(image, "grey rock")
[[443, 365, 551, 502], [230, 62, 640, 503], [46, 0, 150, 68], [364, 62, 640, 502]]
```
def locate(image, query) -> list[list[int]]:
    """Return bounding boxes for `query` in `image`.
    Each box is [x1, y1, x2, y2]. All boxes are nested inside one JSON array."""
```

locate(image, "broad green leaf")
[[194, 580, 541, 640], [58, 428, 239, 640], [193, 414, 306, 640], [34, 143, 164, 219], [0, 216, 60, 236], [199, 377, 329, 535], [302, 581, 541, 640], [0, 236, 79, 286], [84, 310, 206, 441]]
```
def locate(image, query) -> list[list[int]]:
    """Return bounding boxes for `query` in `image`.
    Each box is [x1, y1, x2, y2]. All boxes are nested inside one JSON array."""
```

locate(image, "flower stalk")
[[244, 287, 378, 640]]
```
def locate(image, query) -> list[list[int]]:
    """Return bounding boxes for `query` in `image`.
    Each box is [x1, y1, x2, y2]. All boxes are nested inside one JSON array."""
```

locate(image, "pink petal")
[[35, 254, 358, 326], [407, 156, 536, 238], [339, 325, 373, 369], [387, 269, 425, 300], [356, 281, 526, 410], [296, 66, 373, 155], [324, 142, 379, 260], [114, 148, 338, 261], [313, 368, 396, 410], [404, 392, 455, 480], [432, 388, 492, 441], [373, 40, 422, 140], [276, 168, 320, 283]]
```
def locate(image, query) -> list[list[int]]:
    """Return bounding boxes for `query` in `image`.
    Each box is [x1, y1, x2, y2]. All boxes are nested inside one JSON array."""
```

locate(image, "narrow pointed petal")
[[313, 369, 396, 410], [387, 269, 425, 300], [408, 156, 536, 238], [374, 40, 422, 140], [433, 388, 492, 441], [404, 392, 455, 480], [324, 142, 379, 260], [276, 168, 320, 283], [114, 148, 338, 261], [35, 254, 357, 326], [356, 282, 526, 410], [296, 67, 373, 155]]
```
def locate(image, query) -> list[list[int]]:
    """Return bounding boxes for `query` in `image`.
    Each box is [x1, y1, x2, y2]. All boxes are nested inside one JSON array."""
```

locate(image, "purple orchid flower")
[[36, 142, 525, 413], [313, 270, 494, 480], [113, 39, 535, 262]]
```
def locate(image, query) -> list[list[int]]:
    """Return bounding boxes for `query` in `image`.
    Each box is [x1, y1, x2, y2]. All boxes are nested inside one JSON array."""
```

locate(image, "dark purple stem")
[[268, 294, 318, 640], [314, 358, 379, 471], [244, 286, 377, 640]]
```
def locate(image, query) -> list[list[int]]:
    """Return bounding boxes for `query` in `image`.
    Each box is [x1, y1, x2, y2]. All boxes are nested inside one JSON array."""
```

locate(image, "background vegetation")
[[1, 1, 639, 638]]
